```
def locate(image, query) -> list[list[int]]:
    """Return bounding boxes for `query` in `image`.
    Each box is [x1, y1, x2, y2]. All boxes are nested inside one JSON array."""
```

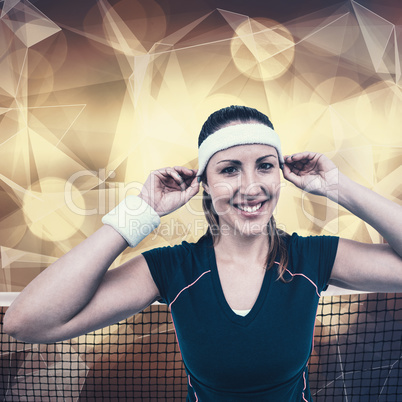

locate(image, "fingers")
[[173, 166, 197, 177], [156, 168, 186, 191], [154, 166, 198, 191], [284, 152, 316, 163], [282, 163, 302, 186], [284, 153, 315, 168], [183, 175, 200, 200], [173, 166, 198, 187], [284, 152, 319, 175]]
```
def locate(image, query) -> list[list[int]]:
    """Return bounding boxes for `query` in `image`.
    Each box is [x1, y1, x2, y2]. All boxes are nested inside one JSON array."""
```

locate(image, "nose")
[[239, 169, 264, 198]]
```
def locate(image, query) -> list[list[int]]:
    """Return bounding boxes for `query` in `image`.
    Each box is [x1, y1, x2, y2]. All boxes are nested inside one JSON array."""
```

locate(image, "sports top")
[[143, 232, 339, 401]]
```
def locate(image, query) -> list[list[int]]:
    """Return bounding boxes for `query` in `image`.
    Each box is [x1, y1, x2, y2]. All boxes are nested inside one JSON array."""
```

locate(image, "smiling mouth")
[[234, 201, 265, 213]]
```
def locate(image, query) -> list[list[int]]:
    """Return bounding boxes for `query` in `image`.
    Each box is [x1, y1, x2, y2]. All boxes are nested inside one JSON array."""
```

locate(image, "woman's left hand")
[[282, 152, 338, 197]]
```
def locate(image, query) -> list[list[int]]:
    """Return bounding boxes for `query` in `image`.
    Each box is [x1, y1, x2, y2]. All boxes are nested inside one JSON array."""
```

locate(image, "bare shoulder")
[[103, 253, 160, 308], [329, 238, 402, 293]]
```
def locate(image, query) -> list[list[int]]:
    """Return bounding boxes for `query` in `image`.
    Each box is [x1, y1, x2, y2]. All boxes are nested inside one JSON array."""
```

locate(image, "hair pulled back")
[[199, 105, 289, 281]]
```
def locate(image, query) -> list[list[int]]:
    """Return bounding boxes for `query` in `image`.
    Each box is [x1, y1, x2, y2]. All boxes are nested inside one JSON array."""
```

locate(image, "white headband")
[[197, 123, 284, 179]]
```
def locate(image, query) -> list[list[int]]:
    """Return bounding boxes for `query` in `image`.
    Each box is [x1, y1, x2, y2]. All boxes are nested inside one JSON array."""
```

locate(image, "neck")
[[213, 231, 269, 265]]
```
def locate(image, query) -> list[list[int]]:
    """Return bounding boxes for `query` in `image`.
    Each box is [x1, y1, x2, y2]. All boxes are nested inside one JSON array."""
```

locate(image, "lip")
[[233, 200, 267, 216], [235, 199, 267, 207]]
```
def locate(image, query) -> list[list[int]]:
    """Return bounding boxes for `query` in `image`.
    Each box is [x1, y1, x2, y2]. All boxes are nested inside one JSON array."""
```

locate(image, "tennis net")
[[1, 292, 402, 401]]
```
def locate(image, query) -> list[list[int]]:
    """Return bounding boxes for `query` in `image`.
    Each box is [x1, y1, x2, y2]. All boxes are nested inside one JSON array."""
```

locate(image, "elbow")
[[3, 309, 26, 342], [3, 309, 51, 344]]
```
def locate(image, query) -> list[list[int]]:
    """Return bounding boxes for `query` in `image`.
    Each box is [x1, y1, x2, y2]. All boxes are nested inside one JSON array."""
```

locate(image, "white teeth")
[[237, 203, 262, 213]]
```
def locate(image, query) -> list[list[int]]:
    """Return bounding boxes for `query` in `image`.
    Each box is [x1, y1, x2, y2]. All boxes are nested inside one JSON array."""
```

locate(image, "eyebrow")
[[216, 154, 277, 165]]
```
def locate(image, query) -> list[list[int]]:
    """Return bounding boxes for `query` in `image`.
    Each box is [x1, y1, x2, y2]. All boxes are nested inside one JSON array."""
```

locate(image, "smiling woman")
[[197, 107, 290, 283], [203, 143, 281, 233], [4, 105, 402, 402]]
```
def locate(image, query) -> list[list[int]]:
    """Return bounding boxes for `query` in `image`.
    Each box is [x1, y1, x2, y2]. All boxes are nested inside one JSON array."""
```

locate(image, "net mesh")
[[1, 293, 402, 401]]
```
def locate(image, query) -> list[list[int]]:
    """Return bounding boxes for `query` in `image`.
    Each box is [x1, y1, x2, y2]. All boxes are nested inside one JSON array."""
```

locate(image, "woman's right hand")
[[139, 166, 200, 217]]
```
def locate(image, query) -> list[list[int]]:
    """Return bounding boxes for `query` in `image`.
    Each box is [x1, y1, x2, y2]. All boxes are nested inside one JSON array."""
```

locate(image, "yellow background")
[[0, 0, 401, 292], [1, 1, 402, 399]]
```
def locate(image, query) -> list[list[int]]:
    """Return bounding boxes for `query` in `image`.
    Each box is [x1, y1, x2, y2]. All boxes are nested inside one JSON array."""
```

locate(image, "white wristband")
[[101, 195, 161, 247]]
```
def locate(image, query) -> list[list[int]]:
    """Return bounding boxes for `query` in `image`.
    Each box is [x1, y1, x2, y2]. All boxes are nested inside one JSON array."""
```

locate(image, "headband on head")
[[197, 123, 284, 180]]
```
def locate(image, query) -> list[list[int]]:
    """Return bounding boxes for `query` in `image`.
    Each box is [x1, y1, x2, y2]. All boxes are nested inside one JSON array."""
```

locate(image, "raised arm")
[[283, 152, 402, 292], [3, 167, 199, 343]]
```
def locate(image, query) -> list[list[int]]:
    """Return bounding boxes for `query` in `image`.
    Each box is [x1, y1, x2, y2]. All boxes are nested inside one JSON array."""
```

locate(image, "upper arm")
[[329, 238, 402, 292], [54, 254, 160, 341]]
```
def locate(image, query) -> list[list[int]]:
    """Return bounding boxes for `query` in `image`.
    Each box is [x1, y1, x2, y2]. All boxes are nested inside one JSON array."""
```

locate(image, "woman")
[[4, 105, 402, 401]]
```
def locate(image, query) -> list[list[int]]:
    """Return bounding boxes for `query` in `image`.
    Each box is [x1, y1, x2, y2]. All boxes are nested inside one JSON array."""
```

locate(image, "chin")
[[227, 220, 270, 237], [240, 227, 269, 237]]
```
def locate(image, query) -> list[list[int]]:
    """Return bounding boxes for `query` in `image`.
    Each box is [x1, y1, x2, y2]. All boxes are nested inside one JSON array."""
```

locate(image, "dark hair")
[[198, 105, 274, 147], [199, 105, 289, 281]]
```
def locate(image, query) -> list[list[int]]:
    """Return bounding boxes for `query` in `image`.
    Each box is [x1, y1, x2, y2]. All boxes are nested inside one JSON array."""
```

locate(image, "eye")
[[221, 166, 238, 174], [259, 162, 273, 170]]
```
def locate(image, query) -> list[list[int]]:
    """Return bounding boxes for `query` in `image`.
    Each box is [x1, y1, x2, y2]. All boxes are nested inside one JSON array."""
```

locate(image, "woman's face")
[[203, 142, 281, 237]]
